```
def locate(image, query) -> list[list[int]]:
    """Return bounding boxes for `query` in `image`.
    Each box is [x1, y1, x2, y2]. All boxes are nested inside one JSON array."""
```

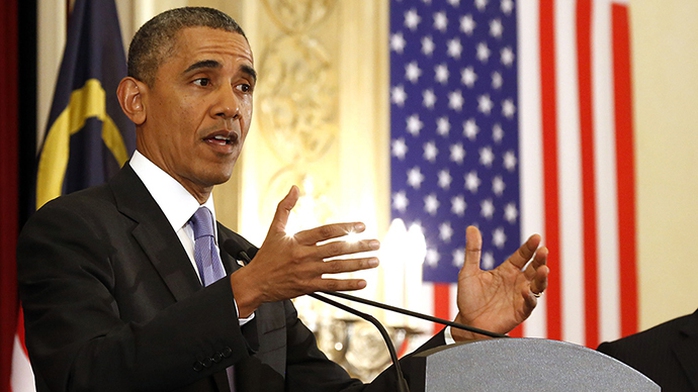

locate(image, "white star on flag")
[[439, 222, 454, 242], [502, 98, 516, 118], [422, 35, 435, 56], [477, 94, 494, 114], [463, 118, 479, 140], [405, 61, 422, 83], [405, 9, 421, 30], [500, 0, 514, 15], [391, 32, 406, 53], [504, 202, 518, 224], [392, 190, 409, 212], [479, 146, 494, 167], [423, 89, 437, 108], [492, 175, 505, 196], [391, 85, 407, 106], [475, 0, 488, 12], [451, 195, 466, 216], [461, 66, 477, 87], [465, 170, 480, 192], [490, 18, 503, 38], [438, 169, 452, 189], [406, 114, 423, 135], [450, 143, 466, 163], [491, 71, 503, 89], [433, 11, 448, 32], [503, 150, 517, 171], [460, 14, 475, 35], [423, 141, 438, 162], [501, 46, 515, 66], [480, 198, 495, 219], [407, 166, 425, 188], [435, 63, 449, 84], [451, 248, 465, 267], [447, 38, 463, 58], [476, 42, 491, 62], [437, 117, 451, 136], [392, 138, 408, 159], [425, 248, 440, 267], [492, 123, 504, 143], [424, 193, 440, 215], [481, 251, 495, 270], [492, 227, 506, 248], [448, 90, 464, 111]]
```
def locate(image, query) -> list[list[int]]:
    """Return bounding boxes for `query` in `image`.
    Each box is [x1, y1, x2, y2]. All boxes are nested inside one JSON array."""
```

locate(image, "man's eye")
[[193, 78, 210, 87], [237, 84, 251, 93]]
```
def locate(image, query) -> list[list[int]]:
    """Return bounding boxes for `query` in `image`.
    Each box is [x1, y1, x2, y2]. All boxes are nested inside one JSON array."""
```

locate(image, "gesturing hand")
[[230, 186, 380, 317], [451, 226, 549, 341]]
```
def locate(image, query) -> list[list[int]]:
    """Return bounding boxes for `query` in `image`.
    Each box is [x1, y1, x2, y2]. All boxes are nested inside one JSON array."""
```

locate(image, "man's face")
[[137, 27, 256, 200]]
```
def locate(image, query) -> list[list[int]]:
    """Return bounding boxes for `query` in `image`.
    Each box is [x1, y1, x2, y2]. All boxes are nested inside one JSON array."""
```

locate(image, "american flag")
[[390, 0, 637, 347]]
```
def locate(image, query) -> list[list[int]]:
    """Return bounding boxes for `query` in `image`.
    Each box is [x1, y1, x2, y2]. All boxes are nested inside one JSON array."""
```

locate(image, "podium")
[[400, 338, 660, 391]]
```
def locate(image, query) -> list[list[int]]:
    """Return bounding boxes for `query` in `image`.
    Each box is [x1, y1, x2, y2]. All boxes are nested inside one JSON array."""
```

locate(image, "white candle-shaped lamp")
[[405, 223, 427, 330], [381, 218, 408, 326]]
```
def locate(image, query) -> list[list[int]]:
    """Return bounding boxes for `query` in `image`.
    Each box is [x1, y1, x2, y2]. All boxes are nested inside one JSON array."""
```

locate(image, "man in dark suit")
[[597, 309, 698, 392], [17, 7, 550, 391]]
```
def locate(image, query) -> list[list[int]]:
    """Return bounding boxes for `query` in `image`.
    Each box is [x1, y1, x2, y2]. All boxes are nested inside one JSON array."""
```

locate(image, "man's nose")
[[212, 84, 240, 120]]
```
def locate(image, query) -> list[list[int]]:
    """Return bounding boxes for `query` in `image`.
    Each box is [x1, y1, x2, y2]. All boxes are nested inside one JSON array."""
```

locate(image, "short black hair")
[[127, 7, 247, 86]]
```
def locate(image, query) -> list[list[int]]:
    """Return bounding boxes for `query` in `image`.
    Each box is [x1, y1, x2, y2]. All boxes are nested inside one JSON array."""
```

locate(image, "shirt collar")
[[129, 150, 217, 236]]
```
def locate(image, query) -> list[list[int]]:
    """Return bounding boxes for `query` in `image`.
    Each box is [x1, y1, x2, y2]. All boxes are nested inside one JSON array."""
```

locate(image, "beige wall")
[[630, 0, 698, 329], [36, 0, 698, 333]]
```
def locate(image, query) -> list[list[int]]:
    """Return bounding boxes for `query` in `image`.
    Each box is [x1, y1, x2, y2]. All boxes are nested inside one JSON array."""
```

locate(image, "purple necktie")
[[189, 207, 235, 390], [189, 207, 226, 286]]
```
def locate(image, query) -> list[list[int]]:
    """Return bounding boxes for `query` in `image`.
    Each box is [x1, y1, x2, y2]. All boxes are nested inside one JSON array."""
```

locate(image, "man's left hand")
[[451, 226, 549, 341]]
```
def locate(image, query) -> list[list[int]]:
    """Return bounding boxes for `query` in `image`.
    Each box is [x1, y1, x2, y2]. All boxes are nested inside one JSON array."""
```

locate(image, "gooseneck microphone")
[[223, 239, 410, 392], [222, 239, 507, 339]]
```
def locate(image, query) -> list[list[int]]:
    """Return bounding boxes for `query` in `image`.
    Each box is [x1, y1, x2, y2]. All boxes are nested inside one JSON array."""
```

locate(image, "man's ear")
[[116, 77, 147, 125]]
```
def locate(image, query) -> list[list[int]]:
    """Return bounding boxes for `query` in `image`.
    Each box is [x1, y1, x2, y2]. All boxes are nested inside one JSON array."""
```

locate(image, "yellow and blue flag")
[[35, 0, 135, 210], [13, 2, 134, 390]]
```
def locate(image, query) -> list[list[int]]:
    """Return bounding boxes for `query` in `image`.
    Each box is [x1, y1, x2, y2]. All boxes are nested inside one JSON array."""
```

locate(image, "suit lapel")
[[672, 310, 698, 391], [217, 224, 243, 275], [109, 165, 202, 301]]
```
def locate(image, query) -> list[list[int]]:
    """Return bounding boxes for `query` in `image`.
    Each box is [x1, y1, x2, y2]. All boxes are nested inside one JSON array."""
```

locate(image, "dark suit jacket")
[[597, 309, 698, 392], [17, 165, 444, 392]]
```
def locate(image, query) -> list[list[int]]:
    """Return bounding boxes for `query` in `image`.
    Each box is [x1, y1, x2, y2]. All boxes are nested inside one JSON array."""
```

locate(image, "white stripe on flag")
[[592, 0, 622, 345], [555, 0, 586, 346], [518, 0, 547, 339], [11, 332, 36, 392]]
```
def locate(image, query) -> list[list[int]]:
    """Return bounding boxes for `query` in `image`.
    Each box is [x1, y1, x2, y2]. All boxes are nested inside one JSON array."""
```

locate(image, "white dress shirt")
[[129, 150, 253, 324]]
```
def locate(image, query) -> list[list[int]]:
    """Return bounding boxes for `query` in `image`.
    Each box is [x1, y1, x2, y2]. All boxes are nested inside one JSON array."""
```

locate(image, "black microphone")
[[223, 239, 507, 339], [223, 239, 410, 392]]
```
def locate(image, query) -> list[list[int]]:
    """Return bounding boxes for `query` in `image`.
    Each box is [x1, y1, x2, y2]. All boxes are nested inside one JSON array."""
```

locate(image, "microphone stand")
[[227, 243, 410, 392], [308, 292, 410, 392], [320, 291, 508, 339]]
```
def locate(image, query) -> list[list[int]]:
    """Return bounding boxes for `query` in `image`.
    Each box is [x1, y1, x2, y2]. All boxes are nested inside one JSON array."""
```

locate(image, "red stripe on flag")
[[539, 0, 562, 341], [576, 0, 600, 348], [508, 324, 523, 338], [16, 308, 28, 357], [433, 283, 451, 335], [612, 3, 638, 337]]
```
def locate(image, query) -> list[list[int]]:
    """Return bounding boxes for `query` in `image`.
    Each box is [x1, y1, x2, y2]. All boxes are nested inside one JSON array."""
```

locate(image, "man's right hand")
[[229, 185, 380, 317]]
